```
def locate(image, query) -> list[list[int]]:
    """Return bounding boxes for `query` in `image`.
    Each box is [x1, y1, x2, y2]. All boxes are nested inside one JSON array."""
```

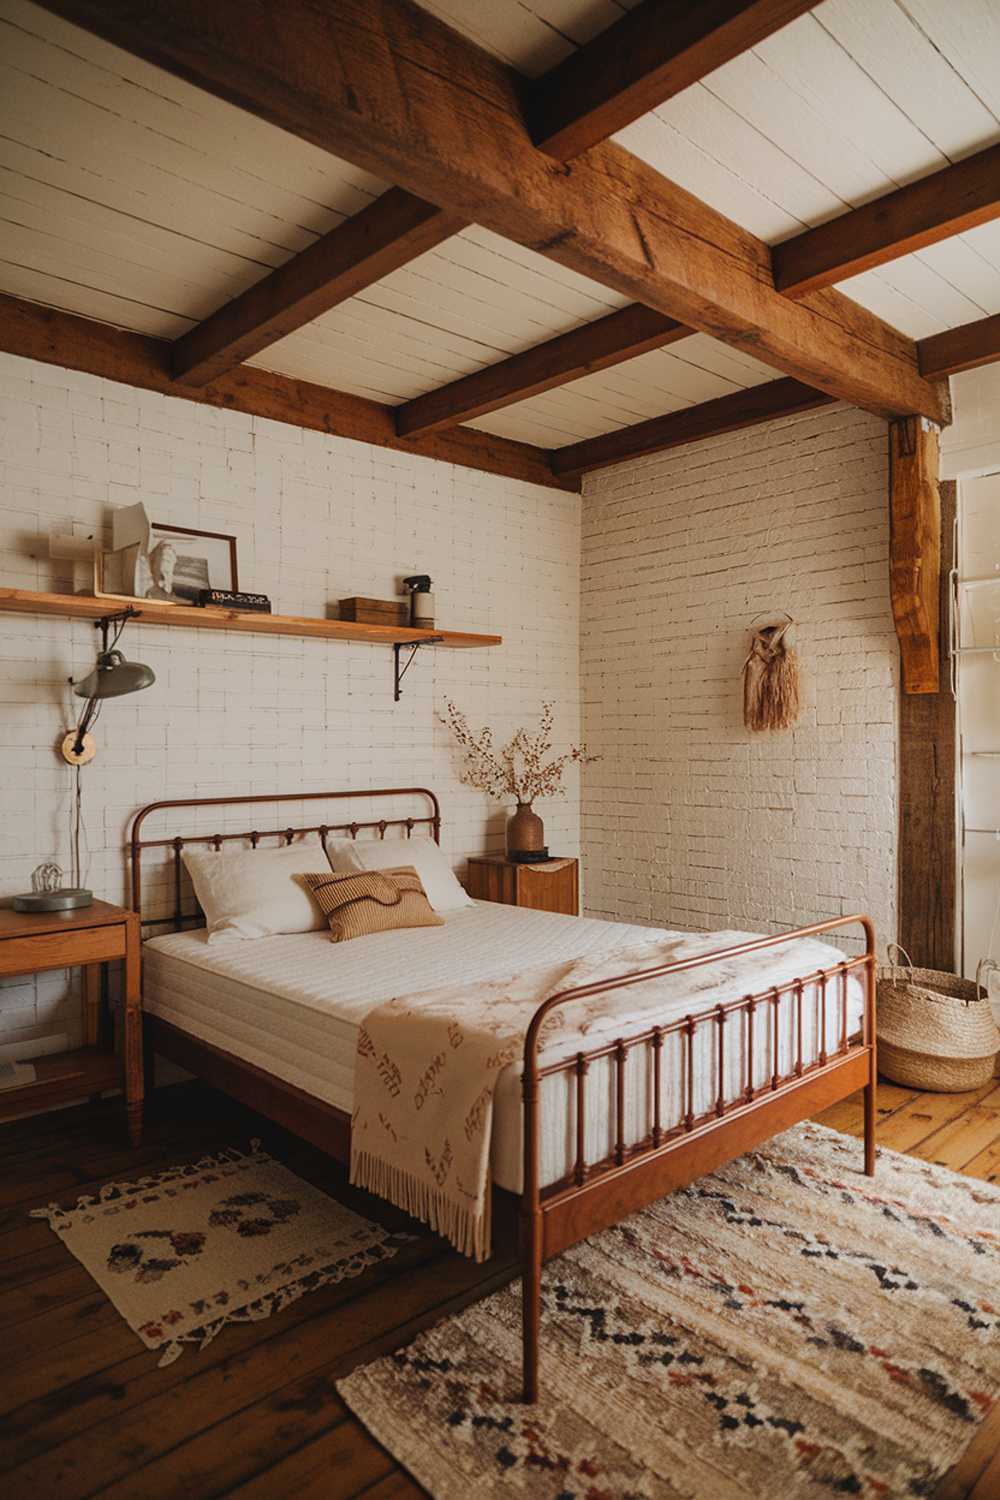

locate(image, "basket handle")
[[886, 941, 914, 972], [975, 957, 997, 1001]]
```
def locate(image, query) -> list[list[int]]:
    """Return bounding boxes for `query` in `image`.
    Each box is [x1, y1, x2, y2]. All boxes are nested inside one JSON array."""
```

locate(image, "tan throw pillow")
[[300, 866, 444, 943]]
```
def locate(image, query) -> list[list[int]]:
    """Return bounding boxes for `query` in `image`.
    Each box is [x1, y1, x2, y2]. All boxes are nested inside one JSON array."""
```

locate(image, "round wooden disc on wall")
[[60, 730, 96, 766]]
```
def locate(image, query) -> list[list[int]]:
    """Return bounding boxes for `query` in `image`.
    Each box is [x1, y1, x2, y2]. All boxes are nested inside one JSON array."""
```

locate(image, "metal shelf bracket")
[[393, 637, 443, 701]]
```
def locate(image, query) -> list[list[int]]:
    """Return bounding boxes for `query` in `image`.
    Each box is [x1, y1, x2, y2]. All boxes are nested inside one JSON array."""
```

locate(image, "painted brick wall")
[[0, 350, 581, 1057], [580, 402, 897, 955]]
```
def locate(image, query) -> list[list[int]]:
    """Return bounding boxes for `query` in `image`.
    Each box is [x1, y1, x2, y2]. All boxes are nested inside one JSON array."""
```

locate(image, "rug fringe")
[[351, 1150, 491, 1262], [29, 1139, 268, 1225], [153, 1234, 409, 1367]]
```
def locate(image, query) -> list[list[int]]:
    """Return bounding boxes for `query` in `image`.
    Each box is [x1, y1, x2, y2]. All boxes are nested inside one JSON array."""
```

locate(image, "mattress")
[[143, 902, 865, 1193]]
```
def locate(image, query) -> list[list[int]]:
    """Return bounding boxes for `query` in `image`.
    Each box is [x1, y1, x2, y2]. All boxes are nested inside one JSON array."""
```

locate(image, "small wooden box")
[[338, 596, 410, 626], [465, 855, 579, 916]]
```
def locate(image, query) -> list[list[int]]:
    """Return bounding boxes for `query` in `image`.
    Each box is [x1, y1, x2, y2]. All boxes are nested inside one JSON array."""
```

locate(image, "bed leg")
[[863, 1075, 877, 1176], [522, 1210, 542, 1403], [863, 940, 877, 1177]]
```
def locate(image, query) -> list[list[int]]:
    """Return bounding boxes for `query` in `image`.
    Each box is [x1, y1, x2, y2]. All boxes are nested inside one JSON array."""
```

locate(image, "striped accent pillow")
[[300, 867, 444, 943]]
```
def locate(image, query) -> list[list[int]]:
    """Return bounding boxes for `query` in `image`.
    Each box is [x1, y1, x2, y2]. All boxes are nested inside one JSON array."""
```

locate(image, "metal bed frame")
[[128, 787, 877, 1404]]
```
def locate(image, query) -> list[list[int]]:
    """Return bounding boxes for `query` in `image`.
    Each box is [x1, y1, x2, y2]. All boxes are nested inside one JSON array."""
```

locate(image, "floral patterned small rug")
[[339, 1123, 1000, 1499], [32, 1142, 410, 1366]]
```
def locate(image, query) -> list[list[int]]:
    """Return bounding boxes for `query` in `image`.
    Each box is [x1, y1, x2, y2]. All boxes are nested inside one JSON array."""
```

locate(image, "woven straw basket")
[[877, 945, 1000, 1092]]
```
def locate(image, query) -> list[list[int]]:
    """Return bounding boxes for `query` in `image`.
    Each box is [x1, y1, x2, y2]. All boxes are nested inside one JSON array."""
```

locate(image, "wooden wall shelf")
[[0, 589, 501, 650]]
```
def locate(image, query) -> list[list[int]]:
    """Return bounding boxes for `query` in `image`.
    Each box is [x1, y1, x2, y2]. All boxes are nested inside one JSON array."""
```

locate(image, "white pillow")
[[328, 836, 473, 914], [182, 840, 333, 943]]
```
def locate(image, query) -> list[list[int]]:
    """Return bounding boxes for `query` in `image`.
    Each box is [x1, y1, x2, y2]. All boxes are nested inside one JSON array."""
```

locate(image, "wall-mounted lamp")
[[45, 610, 156, 909], [61, 609, 155, 766]]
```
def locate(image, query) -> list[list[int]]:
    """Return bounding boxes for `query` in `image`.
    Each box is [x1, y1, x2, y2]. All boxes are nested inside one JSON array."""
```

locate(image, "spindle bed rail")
[[127, 790, 876, 1405]]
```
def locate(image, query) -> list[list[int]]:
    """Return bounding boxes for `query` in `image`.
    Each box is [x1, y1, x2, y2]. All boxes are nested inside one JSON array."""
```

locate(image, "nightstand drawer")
[[0, 923, 127, 977], [515, 859, 578, 915], [466, 855, 579, 916]]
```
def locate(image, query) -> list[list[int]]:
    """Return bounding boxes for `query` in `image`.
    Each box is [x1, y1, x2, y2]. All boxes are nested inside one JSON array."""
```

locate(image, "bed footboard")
[[519, 915, 877, 1403]]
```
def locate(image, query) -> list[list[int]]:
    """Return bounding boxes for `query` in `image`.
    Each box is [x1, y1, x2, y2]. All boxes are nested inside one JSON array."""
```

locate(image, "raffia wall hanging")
[[742, 612, 802, 732]]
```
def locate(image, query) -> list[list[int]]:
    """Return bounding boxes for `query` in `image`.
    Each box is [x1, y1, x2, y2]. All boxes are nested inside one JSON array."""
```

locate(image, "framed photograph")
[[144, 524, 238, 604]]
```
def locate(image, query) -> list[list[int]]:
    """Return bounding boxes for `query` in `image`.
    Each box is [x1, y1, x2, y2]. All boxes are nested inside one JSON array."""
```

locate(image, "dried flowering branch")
[[441, 701, 598, 803]]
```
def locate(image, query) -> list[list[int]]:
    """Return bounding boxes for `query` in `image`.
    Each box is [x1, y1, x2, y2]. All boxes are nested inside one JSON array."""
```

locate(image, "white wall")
[[939, 367, 1000, 1002], [0, 351, 581, 1057], [942, 364, 1000, 481], [956, 470, 1000, 998], [580, 402, 897, 955]]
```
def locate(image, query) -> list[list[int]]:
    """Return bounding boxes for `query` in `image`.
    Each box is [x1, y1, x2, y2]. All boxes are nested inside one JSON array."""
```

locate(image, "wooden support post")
[[889, 417, 942, 694], [898, 481, 957, 971]]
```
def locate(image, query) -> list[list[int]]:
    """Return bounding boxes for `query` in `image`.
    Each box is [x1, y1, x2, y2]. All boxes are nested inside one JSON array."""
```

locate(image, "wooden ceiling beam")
[[773, 142, 1000, 297], [918, 311, 1000, 379], [396, 305, 689, 437], [529, 0, 820, 161], [550, 377, 834, 475], [173, 0, 791, 391], [402, 132, 1000, 437], [171, 190, 461, 387], [0, 295, 575, 492], [35, 0, 948, 428]]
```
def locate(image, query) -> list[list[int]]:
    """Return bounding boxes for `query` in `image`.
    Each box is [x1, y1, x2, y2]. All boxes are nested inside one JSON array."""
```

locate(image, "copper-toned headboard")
[[128, 788, 441, 932]]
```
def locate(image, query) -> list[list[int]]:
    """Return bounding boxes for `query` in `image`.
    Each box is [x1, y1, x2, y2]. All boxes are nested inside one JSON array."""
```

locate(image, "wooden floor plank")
[[91, 1377, 355, 1500], [810, 1097, 865, 1134], [0, 1239, 69, 1293], [2, 1319, 142, 1419], [0, 1237, 442, 1472], [967, 1441, 1000, 1500], [0, 1218, 65, 1263], [351, 1474, 424, 1500], [962, 1136, 1000, 1184], [813, 1083, 918, 1135], [910, 1087, 1000, 1171], [221, 1419, 395, 1500], [934, 1403, 1000, 1500], [0, 1264, 97, 1333], [6, 1292, 122, 1365], [870, 1081, 997, 1153]]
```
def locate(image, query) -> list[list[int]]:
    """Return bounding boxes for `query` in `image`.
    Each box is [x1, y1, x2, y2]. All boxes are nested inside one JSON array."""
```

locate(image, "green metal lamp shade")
[[72, 649, 155, 700]]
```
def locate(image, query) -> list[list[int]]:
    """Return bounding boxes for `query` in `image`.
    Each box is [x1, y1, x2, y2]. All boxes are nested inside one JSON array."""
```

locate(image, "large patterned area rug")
[[339, 1122, 1000, 1499], [33, 1142, 409, 1365]]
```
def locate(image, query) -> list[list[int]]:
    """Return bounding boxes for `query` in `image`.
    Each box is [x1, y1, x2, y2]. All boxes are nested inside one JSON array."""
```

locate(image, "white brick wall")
[[580, 402, 897, 955], [0, 351, 581, 1054], [0, 356, 899, 1059]]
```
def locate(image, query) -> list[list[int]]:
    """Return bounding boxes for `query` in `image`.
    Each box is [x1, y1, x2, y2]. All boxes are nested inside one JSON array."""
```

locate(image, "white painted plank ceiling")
[[0, 0, 998, 450]]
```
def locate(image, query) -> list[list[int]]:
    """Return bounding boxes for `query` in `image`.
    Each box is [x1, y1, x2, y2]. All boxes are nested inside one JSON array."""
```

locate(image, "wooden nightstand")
[[0, 899, 143, 1145], [466, 855, 579, 916]]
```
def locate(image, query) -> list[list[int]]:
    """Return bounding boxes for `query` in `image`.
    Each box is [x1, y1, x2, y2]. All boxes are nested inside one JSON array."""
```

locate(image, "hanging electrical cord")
[[72, 763, 83, 891]]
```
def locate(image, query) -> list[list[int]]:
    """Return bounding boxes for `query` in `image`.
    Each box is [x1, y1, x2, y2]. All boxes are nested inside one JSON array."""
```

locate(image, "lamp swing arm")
[[65, 607, 155, 762], [70, 607, 136, 754]]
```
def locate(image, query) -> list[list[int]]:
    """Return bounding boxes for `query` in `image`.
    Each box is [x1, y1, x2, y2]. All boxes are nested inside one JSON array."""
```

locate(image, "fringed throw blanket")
[[351, 930, 850, 1260]]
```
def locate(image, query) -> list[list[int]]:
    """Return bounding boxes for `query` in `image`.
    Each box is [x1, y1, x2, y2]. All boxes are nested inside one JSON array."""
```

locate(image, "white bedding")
[[143, 902, 865, 1192]]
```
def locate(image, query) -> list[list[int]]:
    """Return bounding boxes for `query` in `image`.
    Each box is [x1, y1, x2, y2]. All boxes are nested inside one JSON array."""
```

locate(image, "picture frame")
[[94, 525, 239, 607], [144, 524, 238, 605]]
